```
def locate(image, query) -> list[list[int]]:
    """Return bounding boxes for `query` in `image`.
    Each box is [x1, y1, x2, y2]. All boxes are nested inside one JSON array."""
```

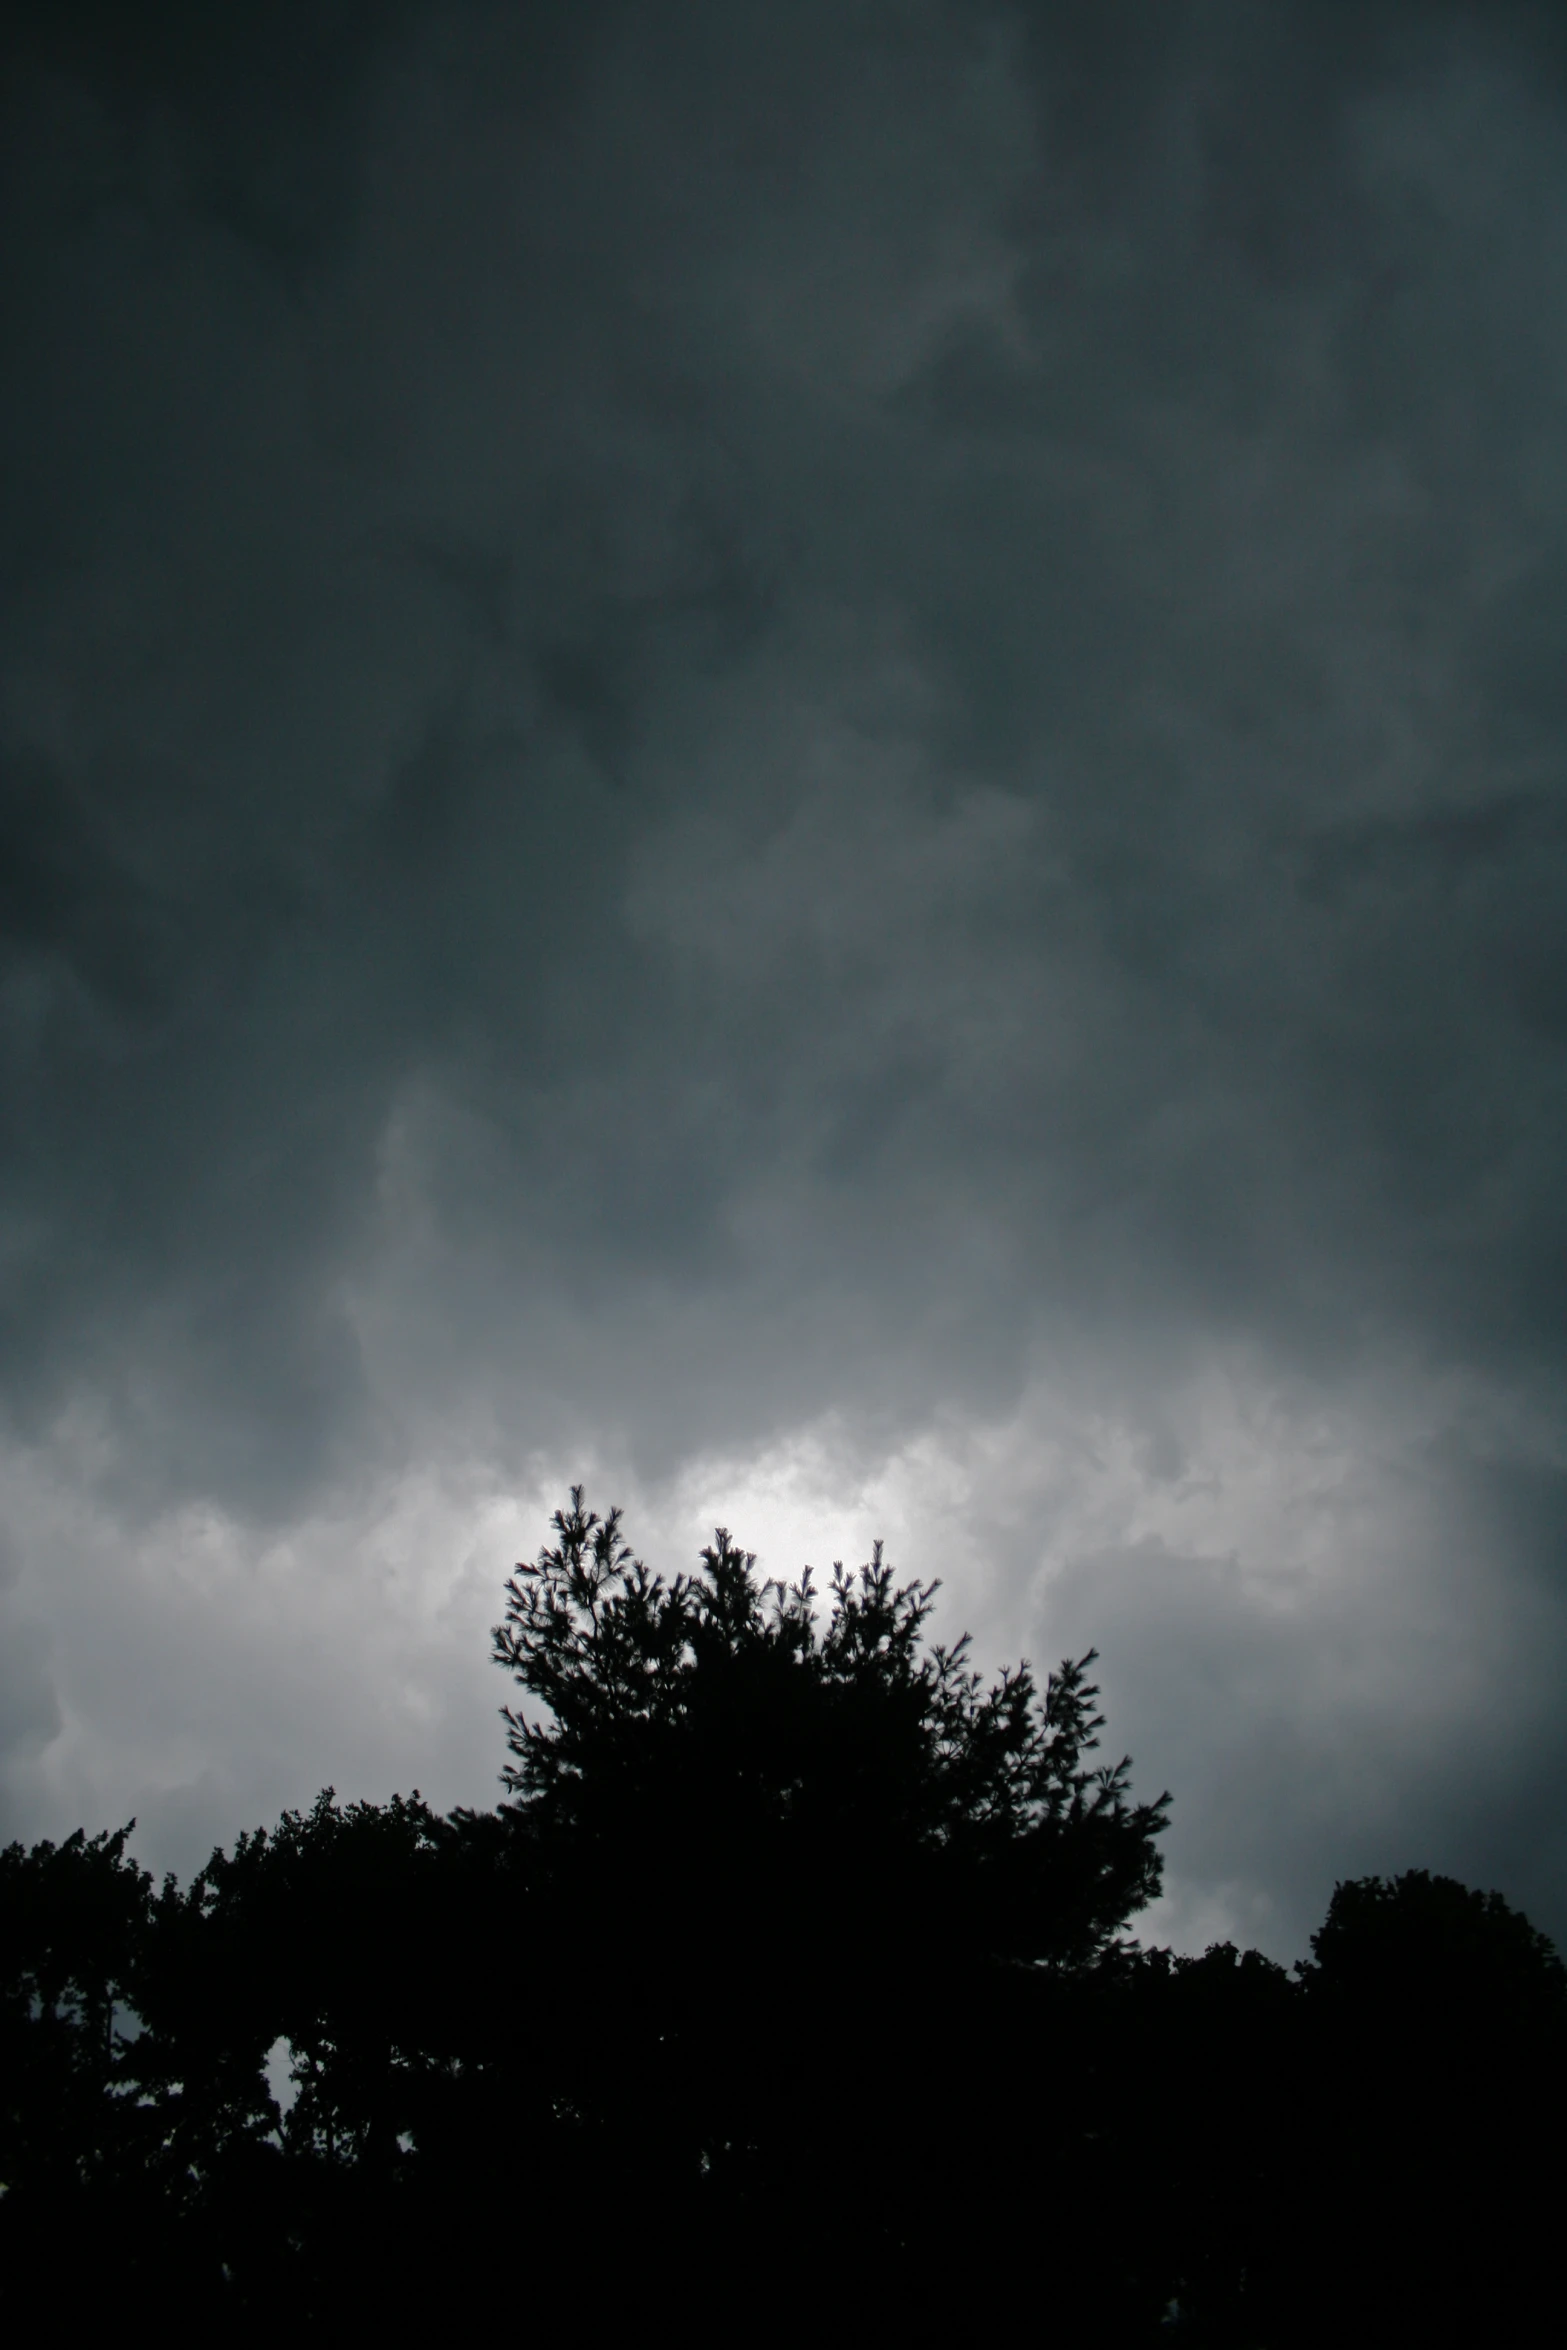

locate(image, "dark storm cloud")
[[1039, 1438, 1567, 1955], [3, 0, 1567, 1939]]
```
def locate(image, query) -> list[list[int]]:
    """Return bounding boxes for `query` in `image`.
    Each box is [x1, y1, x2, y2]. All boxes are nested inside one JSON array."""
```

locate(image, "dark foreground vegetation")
[[3, 1494, 1563, 2341]]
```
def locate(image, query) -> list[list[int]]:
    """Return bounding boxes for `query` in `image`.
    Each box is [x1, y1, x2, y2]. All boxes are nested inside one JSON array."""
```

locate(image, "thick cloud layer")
[[3, 0, 1566, 1955]]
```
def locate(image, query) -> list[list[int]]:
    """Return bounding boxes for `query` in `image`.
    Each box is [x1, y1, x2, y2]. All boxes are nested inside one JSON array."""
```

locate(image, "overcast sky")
[[3, 0, 1566, 1960]]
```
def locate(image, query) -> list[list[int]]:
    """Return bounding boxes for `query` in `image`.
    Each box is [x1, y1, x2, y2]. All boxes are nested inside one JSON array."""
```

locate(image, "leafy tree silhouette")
[[0, 1824, 188, 2306], [1274, 1869, 1567, 2347], [481, 1488, 1173, 2329], [1305, 1865, 1567, 2013], [0, 1824, 150, 2184], [4, 1492, 1566, 2345]]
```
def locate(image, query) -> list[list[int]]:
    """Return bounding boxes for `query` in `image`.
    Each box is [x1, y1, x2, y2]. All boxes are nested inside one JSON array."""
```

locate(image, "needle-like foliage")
[[492, 1486, 1169, 1966]]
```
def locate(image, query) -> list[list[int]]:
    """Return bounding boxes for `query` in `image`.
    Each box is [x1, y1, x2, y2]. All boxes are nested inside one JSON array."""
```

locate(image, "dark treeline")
[[3, 1493, 1562, 2340]]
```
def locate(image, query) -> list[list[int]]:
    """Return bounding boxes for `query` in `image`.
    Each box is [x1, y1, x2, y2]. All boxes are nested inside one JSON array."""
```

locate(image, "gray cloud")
[[2, 0, 1566, 1947]]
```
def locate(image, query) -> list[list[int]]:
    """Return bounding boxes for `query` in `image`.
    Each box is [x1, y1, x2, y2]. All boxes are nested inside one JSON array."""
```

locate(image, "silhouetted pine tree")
[[481, 1488, 1174, 2330], [493, 1487, 1170, 1965]]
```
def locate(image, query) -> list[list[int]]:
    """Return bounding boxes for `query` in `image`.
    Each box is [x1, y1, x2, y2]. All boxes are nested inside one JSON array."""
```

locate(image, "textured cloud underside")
[[2, 0, 1566, 1952]]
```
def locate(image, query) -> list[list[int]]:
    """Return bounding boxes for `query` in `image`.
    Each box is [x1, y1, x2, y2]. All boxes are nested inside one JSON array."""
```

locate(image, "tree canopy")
[[0, 1491, 1562, 2341], [492, 1488, 1169, 1969]]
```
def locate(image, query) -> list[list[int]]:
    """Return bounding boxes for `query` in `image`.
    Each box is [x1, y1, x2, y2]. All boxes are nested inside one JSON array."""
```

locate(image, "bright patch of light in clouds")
[[9, 1343, 1558, 1963]]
